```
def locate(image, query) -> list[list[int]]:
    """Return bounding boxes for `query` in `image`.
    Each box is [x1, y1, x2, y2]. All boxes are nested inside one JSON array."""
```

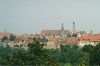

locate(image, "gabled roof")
[[41, 30, 70, 35], [80, 34, 100, 42], [0, 32, 11, 38], [66, 37, 79, 45]]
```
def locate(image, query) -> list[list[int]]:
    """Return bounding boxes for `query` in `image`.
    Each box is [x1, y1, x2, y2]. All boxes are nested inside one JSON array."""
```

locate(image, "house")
[[41, 30, 70, 36], [0, 32, 11, 38], [78, 34, 100, 47], [44, 38, 61, 49], [66, 37, 79, 45]]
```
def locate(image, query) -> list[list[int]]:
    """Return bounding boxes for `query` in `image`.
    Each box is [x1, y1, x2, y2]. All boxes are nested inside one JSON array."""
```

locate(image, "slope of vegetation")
[[0, 38, 100, 66]]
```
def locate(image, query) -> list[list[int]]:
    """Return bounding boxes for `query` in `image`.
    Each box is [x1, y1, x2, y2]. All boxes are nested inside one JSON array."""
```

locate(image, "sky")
[[0, 0, 100, 34]]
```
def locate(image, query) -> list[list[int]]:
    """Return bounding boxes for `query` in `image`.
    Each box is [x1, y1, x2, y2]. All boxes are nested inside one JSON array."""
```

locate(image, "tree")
[[67, 34, 71, 37], [1, 36, 8, 44], [0, 44, 12, 65], [60, 45, 84, 65], [4, 38, 59, 66], [27, 38, 59, 66], [46, 49, 60, 65], [9, 34, 16, 41], [39, 37, 48, 42], [77, 53, 89, 66], [82, 44, 94, 53], [89, 43, 100, 65], [72, 33, 77, 37]]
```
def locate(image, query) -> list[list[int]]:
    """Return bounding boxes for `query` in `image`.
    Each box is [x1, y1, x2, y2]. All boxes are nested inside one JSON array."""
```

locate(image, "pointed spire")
[[73, 21, 75, 24], [91, 30, 92, 34], [4, 28, 7, 36], [60, 19, 64, 30], [62, 23, 63, 27], [5, 28, 6, 33], [61, 23, 64, 31], [61, 23, 64, 37], [73, 21, 76, 34]]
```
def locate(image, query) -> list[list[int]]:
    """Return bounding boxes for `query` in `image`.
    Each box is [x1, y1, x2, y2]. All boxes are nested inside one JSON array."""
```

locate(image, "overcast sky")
[[0, 0, 100, 34]]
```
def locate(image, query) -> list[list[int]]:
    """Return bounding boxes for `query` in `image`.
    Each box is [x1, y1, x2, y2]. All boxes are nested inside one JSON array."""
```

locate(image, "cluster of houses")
[[0, 23, 100, 49], [0, 31, 100, 49], [78, 34, 100, 47], [33, 23, 100, 49], [35, 31, 100, 49], [0, 32, 33, 48]]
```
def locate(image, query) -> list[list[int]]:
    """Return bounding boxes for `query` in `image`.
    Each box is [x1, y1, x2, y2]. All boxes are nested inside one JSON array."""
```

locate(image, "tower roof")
[[61, 23, 64, 31], [73, 21, 76, 34], [73, 21, 75, 24]]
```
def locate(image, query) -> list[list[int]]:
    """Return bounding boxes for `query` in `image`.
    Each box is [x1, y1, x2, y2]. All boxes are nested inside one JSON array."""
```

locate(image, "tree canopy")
[[0, 39, 100, 66], [1, 36, 8, 43], [9, 34, 16, 41]]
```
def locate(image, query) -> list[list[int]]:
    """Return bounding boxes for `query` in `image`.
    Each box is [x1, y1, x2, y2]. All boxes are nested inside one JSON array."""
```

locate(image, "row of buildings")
[[0, 22, 100, 49], [34, 22, 100, 49]]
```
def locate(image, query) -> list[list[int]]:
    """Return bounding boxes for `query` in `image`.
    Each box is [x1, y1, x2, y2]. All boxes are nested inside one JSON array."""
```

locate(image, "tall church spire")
[[4, 28, 7, 36], [61, 23, 64, 31], [90, 30, 92, 34], [61, 23, 64, 37], [5, 28, 6, 33], [73, 21, 76, 34]]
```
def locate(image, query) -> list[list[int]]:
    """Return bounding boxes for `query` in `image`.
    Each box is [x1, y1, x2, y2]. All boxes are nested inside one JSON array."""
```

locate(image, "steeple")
[[4, 28, 7, 36], [5, 29, 6, 33], [61, 23, 64, 31], [61, 23, 64, 37], [90, 30, 92, 34], [73, 21, 76, 34]]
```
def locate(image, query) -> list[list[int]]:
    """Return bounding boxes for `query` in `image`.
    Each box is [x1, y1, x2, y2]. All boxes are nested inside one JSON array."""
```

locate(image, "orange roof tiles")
[[0, 32, 11, 37], [41, 30, 70, 35], [66, 37, 79, 45], [80, 34, 100, 42]]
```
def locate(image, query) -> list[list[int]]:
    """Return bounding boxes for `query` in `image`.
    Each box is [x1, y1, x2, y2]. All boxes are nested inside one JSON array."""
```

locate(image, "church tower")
[[4, 28, 7, 36], [61, 23, 64, 31], [73, 21, 76, 34], [5, 29, 6, 33], [90, 30, 92, 34], [61, 23, 64, 36]]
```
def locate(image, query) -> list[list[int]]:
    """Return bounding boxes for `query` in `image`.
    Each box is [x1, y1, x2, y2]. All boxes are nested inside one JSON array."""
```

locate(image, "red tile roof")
[[0, 32, 11, 38], [41, 30, 70, 36], [66, 37, 79, 45], [80, 34, 100, 42]]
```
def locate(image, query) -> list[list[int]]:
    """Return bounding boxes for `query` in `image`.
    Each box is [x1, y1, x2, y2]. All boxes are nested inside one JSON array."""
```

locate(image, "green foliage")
[[40, 37, 48, 42], [0, 38, 59, 66], [9, 34, 16, 41], [60, 45, 84, 65], [82, 44, 94, 53], [0, 44, 14, 65], [89, 43, 100, 65], [77, 53, 89, 66], [0, 40, 100, 66], [72, 33, 77, 37], [27, 38, 48, 65], [64, 63, 72, 66], [1, 36, 8, 43]]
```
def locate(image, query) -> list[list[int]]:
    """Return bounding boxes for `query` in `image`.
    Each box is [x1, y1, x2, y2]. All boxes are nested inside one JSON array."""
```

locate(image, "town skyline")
[[0, 21, 99, 34], [0, 0, 100, 34], [0, 0, 100, 66]]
